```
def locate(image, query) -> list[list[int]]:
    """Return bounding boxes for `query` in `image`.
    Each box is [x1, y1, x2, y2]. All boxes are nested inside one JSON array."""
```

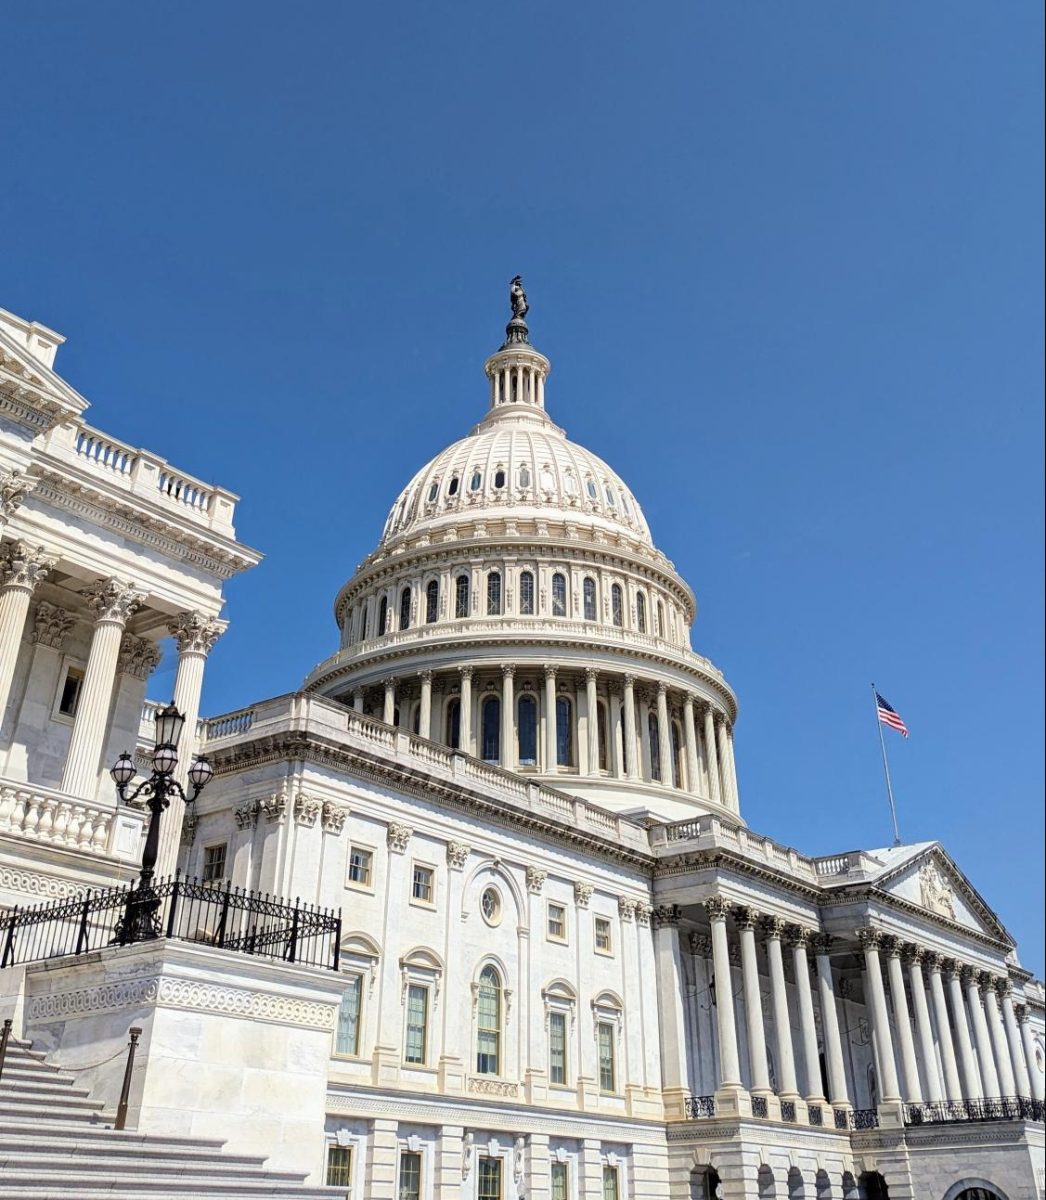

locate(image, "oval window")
[[586, 478, 598, 500], [518, 465, 531, 488], [494, 468, 506, 489], [481, 887, 502, 926], [470, 471, 483, 491], [605, 485, 615, 505], [448, 476, 459, 496], [428, 481, 439, 502]]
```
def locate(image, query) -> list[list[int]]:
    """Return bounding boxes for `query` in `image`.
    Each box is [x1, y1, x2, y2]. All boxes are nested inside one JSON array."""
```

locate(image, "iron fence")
[[848, 1108, 880, 1129], [0, 877, 341, 972], [904, 1096, 1044, 1126], [685, 1095, 716, 1119]]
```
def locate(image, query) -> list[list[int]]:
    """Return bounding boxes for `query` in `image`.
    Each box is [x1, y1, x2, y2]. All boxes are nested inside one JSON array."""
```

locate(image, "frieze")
[[0, 865, 88, 901]]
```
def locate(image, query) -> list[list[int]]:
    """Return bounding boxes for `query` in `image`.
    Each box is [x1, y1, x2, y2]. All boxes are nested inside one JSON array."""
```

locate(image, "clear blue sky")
[[3, 4, 1042, 972]]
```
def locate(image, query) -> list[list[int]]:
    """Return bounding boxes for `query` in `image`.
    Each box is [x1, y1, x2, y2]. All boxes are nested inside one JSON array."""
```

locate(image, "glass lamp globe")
[[110, 752, 138, 788], [153, 702, 186, 750], [152, 743, 179, 775], [187, 755, 214, 792]]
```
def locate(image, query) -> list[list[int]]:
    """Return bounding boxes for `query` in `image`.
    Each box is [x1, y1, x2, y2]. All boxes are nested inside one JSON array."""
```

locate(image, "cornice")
[[655, 848, 824, 902]]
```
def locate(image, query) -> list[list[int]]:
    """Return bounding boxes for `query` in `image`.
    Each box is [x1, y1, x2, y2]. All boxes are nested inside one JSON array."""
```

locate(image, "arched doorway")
[[942, 1184, 1009, 1200], [690, 1167, 722, 1199], [859, 1172, 889, 1200]]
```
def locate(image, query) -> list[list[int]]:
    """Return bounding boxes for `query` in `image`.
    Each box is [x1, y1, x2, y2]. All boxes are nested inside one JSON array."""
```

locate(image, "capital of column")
[[418, 669, 433, 684], [32, 601, 75, 650], [167, 610, 227, 656], [651, 903, 680, 929], [857, 928, 883, 952], [683, 693, 695, 713], [0, 540, 55, 593], [704, 896, 730, 922], [622, 673, 636, 688], [902, 944, 925, 968], [117, 633, 162, 680], [459, 665, 474, 681], [584, 666, 599, 683], [993, 977, 1013, 1000], [959, 964, 978, 988], [812, 932, 834, 957], [501, 663, 516, 679], [0, 469, 37, 523], [734, 906, 760, 932], [1014, 1003, 1028, 1023], [656, 680, 667, 696], [786, 925, 814, 950], [976, 971, 997, 996], [881, 934, 903, 960], [82, 578, 145, 627], [924, 951, 945, 973], [761, 915, 787, 940]]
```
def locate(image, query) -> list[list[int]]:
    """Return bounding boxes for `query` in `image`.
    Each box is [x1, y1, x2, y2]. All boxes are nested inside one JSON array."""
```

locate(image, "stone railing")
[[199, 693, 650, 857], [0, 780, 145, 863], [652, 815, 820, 884], [39, 420, 238, 535], [812, 850, 886, 879]]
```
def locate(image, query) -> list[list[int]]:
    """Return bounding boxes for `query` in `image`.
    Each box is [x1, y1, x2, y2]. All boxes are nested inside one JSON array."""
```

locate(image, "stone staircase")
[[0, 1038, 340, 1199]]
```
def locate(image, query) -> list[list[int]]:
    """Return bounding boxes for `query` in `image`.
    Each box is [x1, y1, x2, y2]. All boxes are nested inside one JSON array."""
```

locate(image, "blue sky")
[[3, 4, 1042, 971]]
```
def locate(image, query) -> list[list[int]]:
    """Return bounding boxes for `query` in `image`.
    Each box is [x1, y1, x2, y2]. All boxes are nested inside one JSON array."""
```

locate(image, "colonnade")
[[345, 663, 740, 808]]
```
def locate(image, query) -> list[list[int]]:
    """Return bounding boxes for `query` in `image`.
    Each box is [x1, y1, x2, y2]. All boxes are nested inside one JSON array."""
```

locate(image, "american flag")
[[875, 691, 909, 738]]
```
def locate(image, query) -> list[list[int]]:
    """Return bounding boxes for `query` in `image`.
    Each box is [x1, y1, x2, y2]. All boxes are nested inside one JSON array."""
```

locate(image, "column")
[[418, 670, 433, 740], [705, 899, 741, 1090], [0, 542, 54, 720], [656, 682, 671, 787], [351, 691, 364, 713], [905, 948, 942, 1103], [965, 968, 1000, 1097], [884, 938, 921, 1102], [926, 953, 963, 1102], [763, 918, 799, 1099], [500, 665, 515, 771], [788, 928, 825, 1103], [946, 961, 982, 1099], [716, 718, 733, 810], [585, 668, 600, 775], [652, 905, 691, 1116], [1017, 1005, 1045, 1101], [610, 693, 625, 778], [703, 704, 722, 805], [155, 610, 226, 878], [543, 665, 557, 769], [459, 666, 473, 754], [813, 935, 850, 1107], [61, 579, 145, 799], [858, 930, 901, 1102], [983, 978, 1016, 1096], [1000, 987, 1032, 1097], [736, 908, 770, 1094], [622, 675, 638, 778], [682, 696, 700, 795], [724, 725, 741, 811], [382, 678, 396, 726]]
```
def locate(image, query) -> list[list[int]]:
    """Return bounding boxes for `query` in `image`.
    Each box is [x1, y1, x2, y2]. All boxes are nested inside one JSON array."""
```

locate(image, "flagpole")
[[871, 683, 902, 847]]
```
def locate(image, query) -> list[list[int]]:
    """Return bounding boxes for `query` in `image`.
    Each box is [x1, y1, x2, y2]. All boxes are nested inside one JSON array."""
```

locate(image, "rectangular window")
[[598, 1021, 616, 1093], [201, 843, 227, 883], [549, 1010, 567, 1085], [404, 983, 428, 1064], [57, 666, 84, 717], [335, 975, 362, 1056], [594, 916, 613, 954], [326, 1144, 352, 1187], [603, 1165, 620, 1200], [478, 1157, 503, 1200], [347, 846, 373, 888], [411, 863, 434, 904], [551, 1162, 569, 1200], [398, 1150, 422, 1200], [547, 902, 567, 942]]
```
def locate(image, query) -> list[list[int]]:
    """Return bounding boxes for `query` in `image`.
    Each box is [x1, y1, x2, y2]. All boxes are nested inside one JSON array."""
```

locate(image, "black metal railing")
[[833, 1108, 849, 1130], [903, 1096, 1044, 1126], [807, 1102, 823, 1126], [848, 1108, 880, 1129], [685, 1095, 716, 1119], [752, 1094, 769, 1118], [0, 877, 341, 972], [781, 1100, 797, 1123]]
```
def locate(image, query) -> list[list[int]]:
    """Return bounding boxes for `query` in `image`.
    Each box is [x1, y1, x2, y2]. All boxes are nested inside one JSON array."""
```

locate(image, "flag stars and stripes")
[[875, 691, 909, 738]]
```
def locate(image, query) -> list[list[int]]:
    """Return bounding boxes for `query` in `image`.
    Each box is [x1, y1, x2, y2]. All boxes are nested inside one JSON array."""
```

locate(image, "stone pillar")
[[682, 695, 700, 795], [543, 664, 557, 769], [0, 541, 54, 721], [763, 918, 799, 1099], [622, 675, 638, 779], [736, 909, 770, 1094], [788, 928, 824, 1102], [655, 682, 671, 787], [813, 934, 850, 1107], [716, 717, 732, 810], [459, 666, 473, 754], [382, 678, 396, 726], [724, 725, 740, 811], [1017, 1005, 1045, 1101], [705, 898, 742, 1091], [652, 905, 691, 1117], [946, 961, 982, 1099], [351, 691, 363, 713], [703, 704, 722, 805], [965, 968, 1000, 1097], [1000, 987, 1032, 1097], [418, 670, 433, 740], [984, 979, 1016, 1097], [500, 664, 515, 771], [585, 668, 600, 775], [858, 930, 901, 1102], [925, 954, 962, 1102], [884, 938, 921, 1102], [61, 580, 145, 799], [905, 948, 942, 1103]]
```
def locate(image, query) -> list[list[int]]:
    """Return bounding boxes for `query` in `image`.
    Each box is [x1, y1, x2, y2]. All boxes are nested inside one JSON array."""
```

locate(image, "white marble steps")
[[0, 1040, 338, 1200]]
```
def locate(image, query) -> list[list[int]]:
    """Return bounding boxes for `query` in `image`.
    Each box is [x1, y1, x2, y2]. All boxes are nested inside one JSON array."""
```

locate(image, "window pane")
[[58, 667, 84, 716], [603, 1165, 620, 1200], [476, 967, 501, 1074], [597, 703, 609, 772], [400, 587, 411, 630], [481, 698, 500, 763], [520, 571, 534, 615], [547, 904, 566, 940], [648, 712, 662, 782], [487, 571, 502, 616], [598, 1022, 616, 1092], [348, 848, 372, 886], [455, 574, 470, 619], [202, 843, 226, 882], [595, 918, 612, 953], [446, 699, 461, 749], [326, 1145, 352, 1187], [636, 591, 647, 632], [398, 1151, 422, 1200], [671, 722, 683, 789], [556, 697, 573, 766], [549, 1011, 567, 1085], [378, 596, 388, 635], [517, 695, 537, 766], [425, 580, 439, 623], [551, 1163, 569, 1200], [478, 1157, 502, 1200], [335, 975, 362, 1056], [412, 865, 433, 902], [583, 577, 596, 621], [611, 584, 623, 627], [552, 572, 566, 616], [405, 984, 428, 1064]]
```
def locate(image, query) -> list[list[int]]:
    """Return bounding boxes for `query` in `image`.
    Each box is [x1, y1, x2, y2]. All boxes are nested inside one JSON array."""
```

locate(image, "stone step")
[[0, 1063, 77, 1085], [0, 1076, 94, 1100], [0, 1096, 106, 1122], [0, 1150, 314, 1183], [0, 1120, 228, 1153], [0, 1172, 338, 1199]]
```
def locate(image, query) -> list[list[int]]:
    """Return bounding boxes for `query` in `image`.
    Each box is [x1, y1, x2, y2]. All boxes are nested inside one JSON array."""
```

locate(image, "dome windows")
[[586, 478, 598, 501], [455, 574, 470, 619], [563, 470, 578, 496], [611, 584, 623, 628], [487, 572, 502, 616], [540, 466, 556, 492], [425, 580, 439, 624], [427, 481, 440, 503], [583, 577, 597, 621], [555, 696, 574, 767], [469, 470, 483, 492], [519, 570, 535, 615], [493, 467, 506, 490], [399, 587, 411, 630], [518, 464, 531, 489], [605, 485, 615, 506], [481, 697, 500, 763], [636, 592, 647, 633], [517, 695, 537, 766], [447, 475, 460, 497], [377, 596, 389, 637], [551, 573, 567, 617]]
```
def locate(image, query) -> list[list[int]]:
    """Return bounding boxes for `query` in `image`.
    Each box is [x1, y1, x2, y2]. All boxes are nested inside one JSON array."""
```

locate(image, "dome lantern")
[[483, 275, 551, 425]]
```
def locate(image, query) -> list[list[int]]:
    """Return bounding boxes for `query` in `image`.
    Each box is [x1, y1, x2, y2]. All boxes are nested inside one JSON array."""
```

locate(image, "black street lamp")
[[109, 701, 214, 943]]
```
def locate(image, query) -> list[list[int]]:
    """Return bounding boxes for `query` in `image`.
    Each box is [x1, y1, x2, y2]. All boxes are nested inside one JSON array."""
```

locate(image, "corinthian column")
[[788, 927, 824, 1103], [622, 675, 638, 779], [763, 918, 799, 1099], [858, 929, 901, 1102], [965, 968, 1000, 1097], [585, 668, 600, 775], [813, 934, 850, 1107], [884, 937, 921, 1102], [544, 664, 557, 769], [926, 954, 962, 1102], [904, 947, 942, 1103], [946, 961, 982, 1099], [703, 705, 722, 805], [154, 610, 226, 878], [724, 726, 740, 812], [736, 908, 770, 1095], [1000, 986, 1032, 1097], [459, 666, 473, 753], [983, 978, 1016, 1097], [656, 682, 672, 786], [682, 696, 699, 795], [1017, 1005, 1045, 1101], [705, 898, 742, 1090], [0, 541, 54, 720], [418, 670, 433, 740], [500, 664, 515, 771]]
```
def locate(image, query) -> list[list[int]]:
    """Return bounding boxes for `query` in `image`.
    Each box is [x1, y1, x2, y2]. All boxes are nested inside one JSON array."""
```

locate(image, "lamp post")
[[109, 701, 213, 943]]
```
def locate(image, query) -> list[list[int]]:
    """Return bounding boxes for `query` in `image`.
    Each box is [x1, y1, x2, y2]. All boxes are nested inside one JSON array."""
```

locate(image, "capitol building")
[[0, 287, 1042, 1200]]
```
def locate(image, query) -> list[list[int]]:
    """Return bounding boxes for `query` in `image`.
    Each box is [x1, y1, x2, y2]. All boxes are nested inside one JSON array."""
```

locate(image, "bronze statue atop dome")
[[509, 275, 529, 322]]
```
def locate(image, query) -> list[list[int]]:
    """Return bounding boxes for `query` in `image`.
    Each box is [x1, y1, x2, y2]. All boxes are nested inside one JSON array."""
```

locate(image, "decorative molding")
[[525, 866, 546, 894], [234, 799, 259, 830], [259, 793, 287, 824], [117, 634, 162, 680], [734, 906, 759, 932], [617, 896, 637, 922], [761, 915, 787, 940], [32, 601, 75, 649], [573, 881, 593, 908], [0, 865, 88, 901], [167, 610, 227, 657], [650, 903, 680, 929], [857, 928, 882, 952], [294, 794, 321, 827], [386, 822, 412, 853], [688, 932, 712, 956], [321, 801, 347, 834], [466, 1077, 519, 1099], [704, 896, 730, 921], [0, 469, 37, 523], [81, 578, 145, 626], [0, 540, 54, 591], [446, 841, 470, 870]]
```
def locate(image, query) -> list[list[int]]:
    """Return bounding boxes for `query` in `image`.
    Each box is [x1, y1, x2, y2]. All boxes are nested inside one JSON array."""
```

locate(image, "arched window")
[[399, 587, 411, 631], [487, 572, 501, 616], [469, 470, 483, 492], [517, 695, 537, 766], [583, 577, 597, 621], [445, 698, 461, 749], [481, 697, 500, 763], [648, 711, 662, 782], [611, 584, 623, 628], [671, 721, 684, 789], [519, 570, 535, 615], [425, 580, 439, 624], [378, 596, 388, 635], [427, 480, 439, 502], [656, 601, 665, 638], [493, 468, 506, 489], [476, 965, 502, 1074], [551, 572, 567, 617], [597, 702, 609, 772], [518, 464, 531, 489], [358, 605, 369, 642], [447, 475, 459, 496], [556, 696, 573, 767], [636, 592, 647, 633], [455, 573, 470, 619]]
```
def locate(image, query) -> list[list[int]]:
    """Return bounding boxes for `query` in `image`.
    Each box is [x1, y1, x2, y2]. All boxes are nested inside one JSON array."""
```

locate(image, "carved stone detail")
[[117, 634, 162, 680], [234, 800, 259, 830], [446, 841, 470, 870], [525, 866, 546, 893], [761, 916, 787, 940], [0, 541, 54, 591], [259, 793, 287, 824], [321, 802, 347, 834], [167, 610, 227, 657], [81, 579, 145, 626], [919, 859, 956, 920], [688, 932, 713, 956], [704, 897, 730, 921], [573, 881, 593, 908], [857, 928, 882, 952], [294, 795, 321, 827], [652, 903, 680, 929], [387, 822, 412, 853], [734, 906, 759, 932], [0, 469, 37, 523], [32, 601, 75, 650], [617, 896, 637, 922]]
